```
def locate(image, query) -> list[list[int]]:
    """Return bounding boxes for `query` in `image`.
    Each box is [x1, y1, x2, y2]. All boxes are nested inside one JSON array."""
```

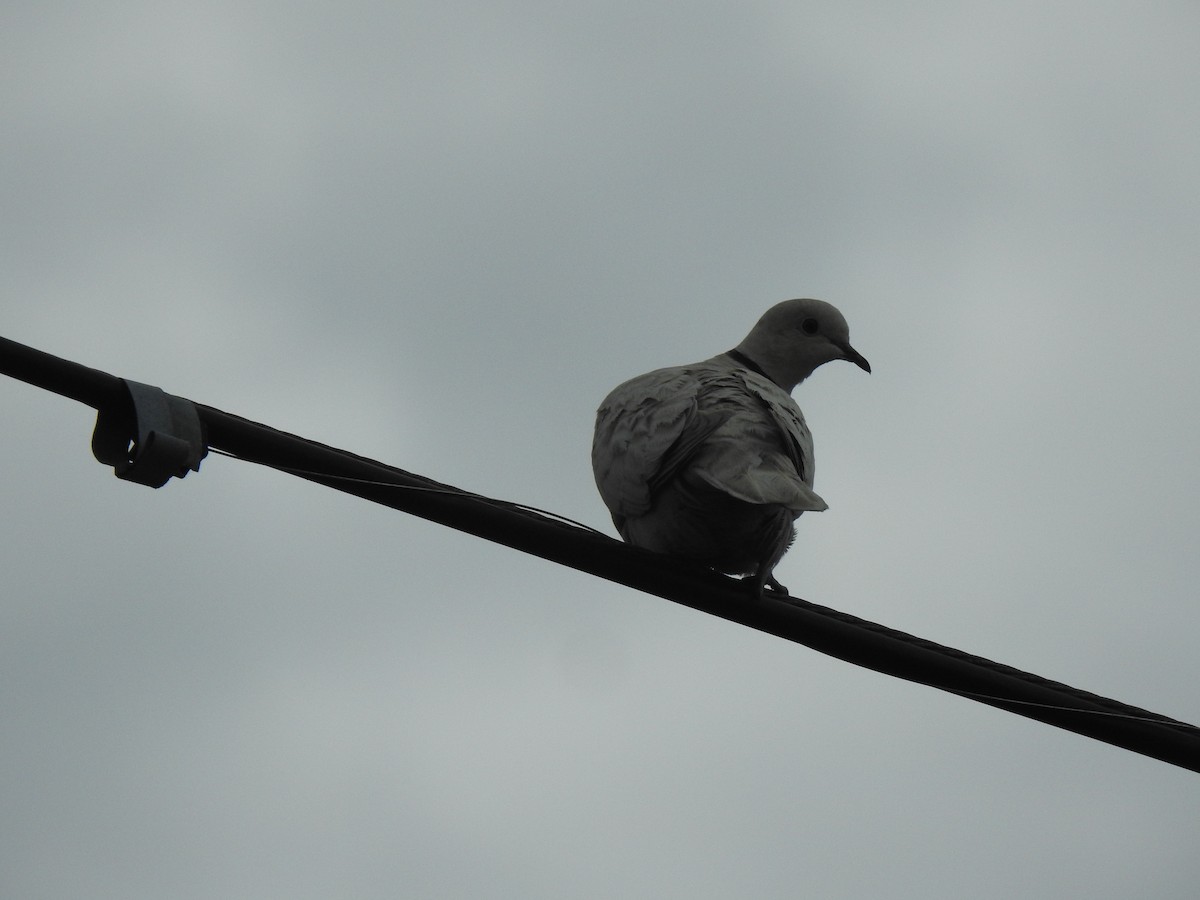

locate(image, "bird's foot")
[[764, 574, 789, 596], [747, 572, 789, 600]]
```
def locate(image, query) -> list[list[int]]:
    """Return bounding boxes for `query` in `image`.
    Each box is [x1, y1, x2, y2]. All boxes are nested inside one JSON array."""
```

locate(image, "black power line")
[[3, 334, 1199, 774]]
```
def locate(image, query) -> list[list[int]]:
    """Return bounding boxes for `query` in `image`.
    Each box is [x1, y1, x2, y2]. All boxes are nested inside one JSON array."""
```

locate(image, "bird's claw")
[[747, 572, 789, 600]]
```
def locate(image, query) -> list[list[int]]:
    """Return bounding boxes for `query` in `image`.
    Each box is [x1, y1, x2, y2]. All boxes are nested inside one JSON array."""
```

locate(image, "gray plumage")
[[591, 299, 869, 596]]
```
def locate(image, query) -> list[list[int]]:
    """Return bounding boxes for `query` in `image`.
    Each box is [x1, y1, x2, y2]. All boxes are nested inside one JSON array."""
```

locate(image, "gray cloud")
[[3, 3, 1198, 898]]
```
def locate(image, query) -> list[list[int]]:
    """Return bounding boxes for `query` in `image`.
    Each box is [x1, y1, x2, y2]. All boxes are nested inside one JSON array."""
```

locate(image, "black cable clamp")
[[91, 380, 207, 488]]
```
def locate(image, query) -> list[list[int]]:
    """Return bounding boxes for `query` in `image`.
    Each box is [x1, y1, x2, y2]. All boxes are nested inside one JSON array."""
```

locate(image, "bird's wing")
[[736, 371, 817, 487], [681, 370, 826, 512], [591, 366, 725, 523]]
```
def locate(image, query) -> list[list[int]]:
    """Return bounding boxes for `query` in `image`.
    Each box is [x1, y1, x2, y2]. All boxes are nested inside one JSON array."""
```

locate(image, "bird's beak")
[[837, 341, 871, 373]]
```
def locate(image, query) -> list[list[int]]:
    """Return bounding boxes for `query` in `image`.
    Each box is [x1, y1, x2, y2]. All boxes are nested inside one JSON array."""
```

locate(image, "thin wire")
[[940, 686, 1200, 729], [206, 446, 611, 537]]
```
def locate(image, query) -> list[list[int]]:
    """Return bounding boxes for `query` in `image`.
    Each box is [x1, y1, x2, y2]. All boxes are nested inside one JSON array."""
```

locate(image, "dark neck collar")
[[726, 348, 772, 381]]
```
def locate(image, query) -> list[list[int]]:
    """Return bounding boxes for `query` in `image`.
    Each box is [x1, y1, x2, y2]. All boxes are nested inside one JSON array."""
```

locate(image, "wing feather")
[[592, 367, 720, 523]]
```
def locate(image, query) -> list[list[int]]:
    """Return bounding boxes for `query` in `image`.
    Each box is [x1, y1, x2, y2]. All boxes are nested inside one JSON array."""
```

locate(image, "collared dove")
[[591, 298, 869, 597]]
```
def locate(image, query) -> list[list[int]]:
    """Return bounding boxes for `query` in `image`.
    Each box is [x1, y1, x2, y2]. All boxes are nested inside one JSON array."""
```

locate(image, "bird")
[[591, 298, 869, 598]]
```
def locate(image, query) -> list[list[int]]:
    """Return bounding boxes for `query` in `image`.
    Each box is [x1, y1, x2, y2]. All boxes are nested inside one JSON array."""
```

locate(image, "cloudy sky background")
[[3, 3, 1199, 897]]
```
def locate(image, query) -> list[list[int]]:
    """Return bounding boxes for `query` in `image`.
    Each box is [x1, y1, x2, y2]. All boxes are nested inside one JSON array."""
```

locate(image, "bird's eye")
[[800, 318, 819, 334]]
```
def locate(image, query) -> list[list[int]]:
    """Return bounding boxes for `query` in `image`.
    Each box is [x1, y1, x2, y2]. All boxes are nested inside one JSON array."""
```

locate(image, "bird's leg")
[[747, 516, 795, 599]]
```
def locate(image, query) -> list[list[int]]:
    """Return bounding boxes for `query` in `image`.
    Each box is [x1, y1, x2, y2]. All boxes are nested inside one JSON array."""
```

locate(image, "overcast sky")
[[3, 3, 1199, 898]]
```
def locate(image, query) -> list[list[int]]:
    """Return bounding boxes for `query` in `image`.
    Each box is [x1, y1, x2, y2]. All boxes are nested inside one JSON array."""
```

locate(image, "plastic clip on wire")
[[91, 379, 207, 488]]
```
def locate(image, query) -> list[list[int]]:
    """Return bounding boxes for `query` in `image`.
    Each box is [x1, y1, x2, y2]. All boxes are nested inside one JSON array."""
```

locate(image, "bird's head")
[[734, 298, 870, 392]]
